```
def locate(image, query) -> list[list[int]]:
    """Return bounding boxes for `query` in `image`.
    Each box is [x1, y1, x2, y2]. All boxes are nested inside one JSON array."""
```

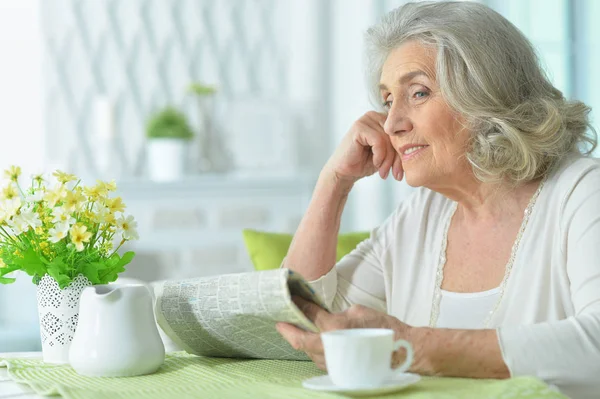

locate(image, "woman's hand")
[[323, 111, 403, 187], [276, 297, 412, 371]]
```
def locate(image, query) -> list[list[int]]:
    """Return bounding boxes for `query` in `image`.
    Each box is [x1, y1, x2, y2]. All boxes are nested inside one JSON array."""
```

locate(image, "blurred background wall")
[[0, 0, 598, 351]]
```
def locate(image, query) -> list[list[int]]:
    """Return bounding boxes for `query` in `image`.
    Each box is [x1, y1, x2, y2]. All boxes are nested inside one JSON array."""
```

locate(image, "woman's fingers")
[[325, 110, 397, 183], [276, 322, 327, 370], [308, 353, 327, 371], [355, 130, 392, 178], [292, 296, 331, 328], [292, 296, 350, 331], [379, 139, 397, 179], [365, 110, 388, 130], [365, 133, 395, 180], [355, 132, 385, 170], [360, 113, 397, 180], [275, 322, 304, 349], [276, 322, 323, 353], [392, 151, 404, 181]]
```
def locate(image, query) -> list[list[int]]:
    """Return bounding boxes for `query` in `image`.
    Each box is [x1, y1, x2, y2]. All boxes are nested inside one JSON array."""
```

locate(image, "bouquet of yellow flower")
[[0, 166, 137, 288]]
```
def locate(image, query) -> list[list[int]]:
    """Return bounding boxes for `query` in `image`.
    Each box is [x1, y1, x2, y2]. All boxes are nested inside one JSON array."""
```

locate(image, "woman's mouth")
[[400, 145, 429, 161]]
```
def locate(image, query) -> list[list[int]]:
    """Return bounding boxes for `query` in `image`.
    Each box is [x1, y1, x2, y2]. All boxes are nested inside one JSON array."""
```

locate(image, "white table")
[[0, 352, 44, 399]]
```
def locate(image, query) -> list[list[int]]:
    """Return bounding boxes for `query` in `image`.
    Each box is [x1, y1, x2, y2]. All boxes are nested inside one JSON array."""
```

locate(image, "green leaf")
[[188, 82, 216, 96], [97, 251, 135, 284], [47, 257, 72, 289], [81, 262, 104, 285], [120, 251, 135, 267], [19, 248, 47, 277], [0, 264, 20, 277], [0, 262, 20, 284], [51, 273, 71, 288]]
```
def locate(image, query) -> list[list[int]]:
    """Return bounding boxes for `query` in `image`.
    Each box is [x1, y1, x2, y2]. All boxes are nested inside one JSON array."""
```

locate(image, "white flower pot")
[[36, 274, 92, 364], [147, 139, 188, 182]]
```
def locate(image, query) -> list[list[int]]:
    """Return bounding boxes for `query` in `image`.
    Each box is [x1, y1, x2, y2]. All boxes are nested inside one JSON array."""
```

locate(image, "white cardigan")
[[308, 156, 600, 399]]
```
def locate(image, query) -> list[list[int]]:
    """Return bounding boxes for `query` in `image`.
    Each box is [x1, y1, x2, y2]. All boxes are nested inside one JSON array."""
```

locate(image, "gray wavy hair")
[[365, 1, 597, 183]]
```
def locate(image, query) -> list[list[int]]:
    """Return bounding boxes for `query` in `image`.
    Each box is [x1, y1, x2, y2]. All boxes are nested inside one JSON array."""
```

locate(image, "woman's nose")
[[383, 108, 413, 136]]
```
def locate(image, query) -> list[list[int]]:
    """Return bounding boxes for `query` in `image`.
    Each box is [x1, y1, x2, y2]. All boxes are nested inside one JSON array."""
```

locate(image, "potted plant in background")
[[146, 106, 194, 181], [0, 166, 138, 364]]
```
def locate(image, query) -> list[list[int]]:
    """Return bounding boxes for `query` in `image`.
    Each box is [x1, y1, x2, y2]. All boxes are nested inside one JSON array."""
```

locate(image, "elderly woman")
[[276, 2, 599, 398]]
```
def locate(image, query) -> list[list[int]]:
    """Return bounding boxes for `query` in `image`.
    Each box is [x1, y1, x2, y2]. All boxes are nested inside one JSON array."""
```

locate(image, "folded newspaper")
[[154, 268, 329, 361]]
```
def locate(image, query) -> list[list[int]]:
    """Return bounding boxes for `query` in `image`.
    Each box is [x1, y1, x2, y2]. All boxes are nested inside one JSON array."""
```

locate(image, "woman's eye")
[[382, 100, 392, 109], [413, 90, 429, 99]]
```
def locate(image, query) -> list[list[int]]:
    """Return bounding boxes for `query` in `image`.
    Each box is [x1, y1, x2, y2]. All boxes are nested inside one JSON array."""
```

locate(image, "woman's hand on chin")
[[276, 296, 412, 371], [322, 111, 403, 188]]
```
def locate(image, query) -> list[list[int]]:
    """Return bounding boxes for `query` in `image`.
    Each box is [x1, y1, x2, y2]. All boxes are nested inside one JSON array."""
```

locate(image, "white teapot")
[[69, 283, 165, 377]]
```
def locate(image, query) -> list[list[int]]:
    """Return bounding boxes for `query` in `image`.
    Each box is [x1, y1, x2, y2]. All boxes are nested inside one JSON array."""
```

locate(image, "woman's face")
[[379, 40, 471, 189]]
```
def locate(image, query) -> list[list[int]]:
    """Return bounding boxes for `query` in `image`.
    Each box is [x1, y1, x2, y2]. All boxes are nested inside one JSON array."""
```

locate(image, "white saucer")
[[302, 373, 421, 397]]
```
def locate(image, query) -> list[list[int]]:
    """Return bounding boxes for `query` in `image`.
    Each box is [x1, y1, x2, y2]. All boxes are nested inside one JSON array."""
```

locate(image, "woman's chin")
[[403, 172, 426, 188]]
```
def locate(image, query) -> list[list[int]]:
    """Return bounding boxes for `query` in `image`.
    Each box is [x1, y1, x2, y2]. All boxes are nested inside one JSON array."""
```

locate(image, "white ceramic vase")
[[147, 139, 188, 182], [36, 274, 92, 364]]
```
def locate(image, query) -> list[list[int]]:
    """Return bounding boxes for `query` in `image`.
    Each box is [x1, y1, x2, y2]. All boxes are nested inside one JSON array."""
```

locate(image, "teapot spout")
[[92, 284, 148, 303], [93, 285, 123, 302]]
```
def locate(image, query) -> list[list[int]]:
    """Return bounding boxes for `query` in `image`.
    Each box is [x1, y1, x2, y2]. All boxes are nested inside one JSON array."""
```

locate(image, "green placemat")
[[0, 352, 565, 399]]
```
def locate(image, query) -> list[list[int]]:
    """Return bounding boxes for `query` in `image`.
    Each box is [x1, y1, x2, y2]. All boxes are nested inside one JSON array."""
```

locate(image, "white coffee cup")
[[321, 328, 413, 389]]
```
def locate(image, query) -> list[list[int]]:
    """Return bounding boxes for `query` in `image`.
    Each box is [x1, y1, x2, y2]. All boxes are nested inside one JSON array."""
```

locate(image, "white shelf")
[[115, 172, 316, 199], [125, 231, 246, 251]]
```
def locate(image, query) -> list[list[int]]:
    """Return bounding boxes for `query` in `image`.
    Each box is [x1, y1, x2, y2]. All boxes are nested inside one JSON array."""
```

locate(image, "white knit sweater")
[[308, 156, 600, 399]]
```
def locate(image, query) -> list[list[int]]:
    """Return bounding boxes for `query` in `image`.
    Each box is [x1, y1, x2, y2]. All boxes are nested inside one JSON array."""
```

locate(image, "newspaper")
[[154, 268, 329, 361]]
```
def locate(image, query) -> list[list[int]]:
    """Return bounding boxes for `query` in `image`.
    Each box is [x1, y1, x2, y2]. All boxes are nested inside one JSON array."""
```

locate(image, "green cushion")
[[242, 229, 370, 271]]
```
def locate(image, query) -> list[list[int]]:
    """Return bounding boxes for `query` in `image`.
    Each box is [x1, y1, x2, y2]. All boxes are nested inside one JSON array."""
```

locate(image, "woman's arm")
[[409, 327, 510, 378], [277, 296, 510, 378], [284, 170, 353, 281], [285, 111, 399, 282]]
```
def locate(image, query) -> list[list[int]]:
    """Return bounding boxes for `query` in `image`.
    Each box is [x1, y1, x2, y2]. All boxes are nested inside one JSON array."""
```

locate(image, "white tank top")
[[435, 287, 501, 329]]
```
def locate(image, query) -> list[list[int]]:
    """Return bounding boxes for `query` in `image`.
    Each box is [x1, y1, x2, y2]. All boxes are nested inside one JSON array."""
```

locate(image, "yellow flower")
[[44, 187, 65, 207], [91, 204, 107, 223], [0, 197, 20, 220], [97, 180, 117, 193], [106, 197, 125, 214], [31, 173, 45, 184], [0, 258, 6, 268], [81, 209, 94, 221], [63, 190, 85, 213], [4, 166, 21, 182], [100, 241, 113, 253], [35, 227, 44, 235], [39, 241, 49, 250], [53, 170, 78, 184], [2, 185, 18, 200], [69, 224, 92, 252], [83, 184, 103, 200]]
